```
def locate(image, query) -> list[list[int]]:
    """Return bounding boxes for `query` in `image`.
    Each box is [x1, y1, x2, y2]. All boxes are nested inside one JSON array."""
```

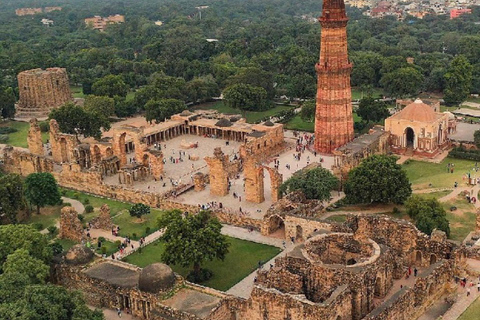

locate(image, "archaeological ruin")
[[16, 67, 73, 118]]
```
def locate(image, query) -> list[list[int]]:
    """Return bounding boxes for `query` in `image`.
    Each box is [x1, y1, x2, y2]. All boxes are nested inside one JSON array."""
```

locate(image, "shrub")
[[186, 268, 213, 283], [31, 223, 43, 231], [98, 236, 106, 242], [39, 121, 50, 132], [83, 198, 90, 205], [60, 189, 67, 196], [61, 202, 72, 208], [145, 227, 151, 235], [77, 214, 84, 222], [85, 205, 94, 213], [448, 146, 480, 161], [114, 240, 121, 247], [47, 226, 58, 235], [72, 192, 80, 200], [0, 127, 17, 134], [49, 242, 63, 255], [101, 246, 107, 255], [0, 134, 9, 143], [132, 233, 137, 239]]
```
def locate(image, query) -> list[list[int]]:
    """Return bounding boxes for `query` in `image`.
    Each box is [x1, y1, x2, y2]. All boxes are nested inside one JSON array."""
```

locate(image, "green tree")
[[0, 173, 25, 224], [405, 195, 450, 236], [24, 173, 61, 214], [157, 210, 230, 282], [357, 95, 390, 123], [49, 103, 110, 139], [3, 249, 49, 284], [474, 130, 480, 148], [145, 98, 185, 124], [92, 74, 128, 98], [129, 203, 150, 219], [344, 155, 412, 204], [444, 55, 473, 106], [380, 67, 424, 98], [84, 95, 115, 118], [279, 167, 339, 201], [300, 100, 316, 122], [0, 87, 15, 119], [226, 67, 275, 100], [286, 74, 316, 100], [185, 75, 220, 103], [223, 83, 268, 115]]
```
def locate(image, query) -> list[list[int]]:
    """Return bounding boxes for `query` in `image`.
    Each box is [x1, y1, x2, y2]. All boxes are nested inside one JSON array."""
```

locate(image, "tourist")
[[414, 267, 418, 277], [116, 307, 122, 318], [467, 288, 471, 296], [477, 282, 480, 292]]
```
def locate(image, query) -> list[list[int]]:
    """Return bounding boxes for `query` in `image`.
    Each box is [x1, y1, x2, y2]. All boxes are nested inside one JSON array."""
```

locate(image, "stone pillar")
[[269, 168, 283, 202], [314, 0, 354, 153], [148, 151, 164, 180], [59, 206, 85, 242], [244, 157, 265, 203], [27, 118, 44, 156], [112, 130, 127, 167], [91, 204, 113, 230], [204, 147, 229, 196], [476, 208, 480, 231], [193, 172, 206, 192]]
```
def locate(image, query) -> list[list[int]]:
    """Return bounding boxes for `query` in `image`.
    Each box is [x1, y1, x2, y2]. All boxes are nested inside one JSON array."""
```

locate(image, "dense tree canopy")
[[279, 167, 338, 201], [223, 83, 269, 114], [0, 173, 25, 224], [357, 95, 390, 123], [405, 195, 450, 237], [49, 103, 110, 139], [344, 155, 412, 204], [129, 203, 150, 219], [145, 98, 185, 123], [24, 172, 62, 214], [157, 210, 229, 282], [444, 55, 473, 106]]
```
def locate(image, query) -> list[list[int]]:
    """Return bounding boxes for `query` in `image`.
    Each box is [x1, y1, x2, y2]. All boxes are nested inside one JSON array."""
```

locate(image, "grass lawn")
[[55, 238, 77, 251], [123, 236, 281, 291], [62, 189, 131, 216], [403, 157, 477, 190], [112, 210, 165, 239], [22, 205, 62, 230], [416, 190, 452, 200], [284, 114, 314, 132], [0, 121, 49, 148], [193, 101, 294, 123], [442, 196, 476, 242], [458, 296, 480, 320], [94, 240, 118, 256], [71, 86, 135, 102]]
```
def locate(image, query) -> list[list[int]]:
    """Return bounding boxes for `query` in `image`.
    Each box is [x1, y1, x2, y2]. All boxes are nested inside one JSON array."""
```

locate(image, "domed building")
[[385, 99, 451, 157]]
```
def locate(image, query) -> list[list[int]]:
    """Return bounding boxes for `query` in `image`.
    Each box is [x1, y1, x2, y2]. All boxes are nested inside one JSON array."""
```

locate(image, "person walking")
[[116, 307, 122, 318]]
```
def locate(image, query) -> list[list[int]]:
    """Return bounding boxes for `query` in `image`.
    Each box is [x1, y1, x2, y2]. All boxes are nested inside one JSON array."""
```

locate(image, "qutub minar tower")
[[314, 0, 354, 153]]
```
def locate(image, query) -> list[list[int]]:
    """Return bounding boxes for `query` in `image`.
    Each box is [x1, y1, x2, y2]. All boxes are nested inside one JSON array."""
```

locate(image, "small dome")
[[138, 263, 175, 293], [392, 99, 437, 122], [215, 118, 232, 127], [443, 111, 455, 120], [180, 110, 193, 116], [65, 245, 94, 265], [264, 120, 274, 126], [229, 116, 240, 122]]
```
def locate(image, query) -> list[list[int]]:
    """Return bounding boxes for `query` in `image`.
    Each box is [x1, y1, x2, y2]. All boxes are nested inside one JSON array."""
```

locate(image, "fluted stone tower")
[[16, 68, 73, 118], [314, 0, 354, 153]]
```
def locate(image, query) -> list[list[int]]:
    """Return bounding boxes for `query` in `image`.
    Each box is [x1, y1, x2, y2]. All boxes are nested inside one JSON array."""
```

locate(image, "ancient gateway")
[[314, 0, 354, 153]]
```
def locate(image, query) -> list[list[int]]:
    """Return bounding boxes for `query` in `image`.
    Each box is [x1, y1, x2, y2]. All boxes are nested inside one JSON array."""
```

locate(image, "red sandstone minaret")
[[314, 0, 354, 153]]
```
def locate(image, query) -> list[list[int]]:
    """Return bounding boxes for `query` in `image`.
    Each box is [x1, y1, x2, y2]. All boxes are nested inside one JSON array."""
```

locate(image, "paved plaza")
[[450, 122, 480, 142]]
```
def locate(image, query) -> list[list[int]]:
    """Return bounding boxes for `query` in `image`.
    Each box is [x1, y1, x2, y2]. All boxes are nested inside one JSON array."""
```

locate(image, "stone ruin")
[[59, 206, 85, 242], [90, 204, 113, 230], [27, 118, 44, 156], [16, 68, 73, 118], [204, 147, 229, 196]]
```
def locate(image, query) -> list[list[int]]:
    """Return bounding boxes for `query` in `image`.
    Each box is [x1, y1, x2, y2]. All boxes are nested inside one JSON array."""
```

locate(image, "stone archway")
[[295, 225, 303, 242], [93, 145, 102, 163], [59, 137, 68, 163], [416, 251, 422, 264], [430, 254, 437, 265], [266, 215, 285, 238], [106, 147, 113, 157], [405, 127, 414, 148], [142, 153, 150, 167], [374, 276, 383, 297]]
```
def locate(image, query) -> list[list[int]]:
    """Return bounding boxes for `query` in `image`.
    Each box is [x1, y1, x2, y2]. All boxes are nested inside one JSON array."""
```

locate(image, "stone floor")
[[450, 122, 480, 142]]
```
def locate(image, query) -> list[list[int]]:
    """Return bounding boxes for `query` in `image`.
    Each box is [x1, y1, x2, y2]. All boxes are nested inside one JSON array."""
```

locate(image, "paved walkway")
[[88, 305, 136, 320], [62, 197, 85, 214]]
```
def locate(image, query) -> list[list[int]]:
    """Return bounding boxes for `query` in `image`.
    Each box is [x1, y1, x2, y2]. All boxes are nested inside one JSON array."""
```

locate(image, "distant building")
[[84, 14, 125, 31], [15, 7, 61, 16], [15, 8, 42, 16], [450, 8, 472, 19], [41, 18, 54, 26]]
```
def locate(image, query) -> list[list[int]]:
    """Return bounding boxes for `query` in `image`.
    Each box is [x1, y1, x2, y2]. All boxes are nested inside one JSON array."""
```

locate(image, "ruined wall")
[[17, 68, 73, 117], [205, 147, 229, 197], [237, 285, 352, 320], [59, 206, 85, 242], [27, 118, 44, 155], [2, 146, 53, 176], [284, 215, 332, 241], [90, 204, 113, 230], [244, 157, 264, 203], [50, 119, 79, 163], [240, 125, 285, 161]]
